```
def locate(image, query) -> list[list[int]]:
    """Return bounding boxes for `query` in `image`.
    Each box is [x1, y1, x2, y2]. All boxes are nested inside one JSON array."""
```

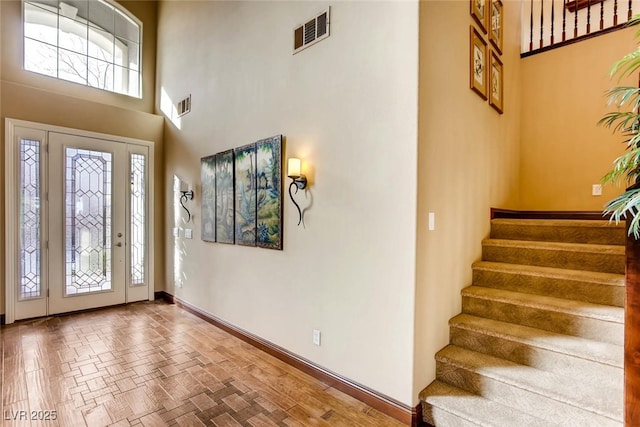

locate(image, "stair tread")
[[462, 286, 623, 323], [420, 380, 552, 427], [450, 313, 623, 368], [482, 238, 625, 253], [473, 261, 625, 286], [436, 345, 622, 420]]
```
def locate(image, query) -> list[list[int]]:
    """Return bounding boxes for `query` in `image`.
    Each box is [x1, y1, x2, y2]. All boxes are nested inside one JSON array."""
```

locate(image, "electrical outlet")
[[592, 184, 602, 196], [172, 227, 180, 237], [185, 229, 193, 239], [312, 329, 321, 346]]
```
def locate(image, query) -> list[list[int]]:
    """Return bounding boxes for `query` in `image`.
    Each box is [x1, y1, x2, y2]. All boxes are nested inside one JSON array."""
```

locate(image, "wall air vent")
[[294, 8, 330, 54], [177, 94, 191, 117]]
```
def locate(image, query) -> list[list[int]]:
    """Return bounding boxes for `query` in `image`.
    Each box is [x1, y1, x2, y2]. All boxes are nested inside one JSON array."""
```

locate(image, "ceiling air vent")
[[294, 8, 330, 54]]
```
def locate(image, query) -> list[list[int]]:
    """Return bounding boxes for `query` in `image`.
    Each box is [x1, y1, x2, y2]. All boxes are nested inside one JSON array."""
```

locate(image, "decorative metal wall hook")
[[287, 158, 307, 226], [179, 190, 194, 222]]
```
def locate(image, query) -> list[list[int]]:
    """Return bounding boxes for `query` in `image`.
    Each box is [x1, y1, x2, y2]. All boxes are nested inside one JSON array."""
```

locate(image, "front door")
[[6, 121, 152, 322], [48, 132, 128, 314]]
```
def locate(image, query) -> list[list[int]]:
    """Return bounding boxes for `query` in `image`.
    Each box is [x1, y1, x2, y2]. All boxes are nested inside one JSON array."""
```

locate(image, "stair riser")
[[462, 296, 623, 345], [422, 405, 477, 427], [472, 268, 624, 307], [490, 223, 625, 245], [450, 326, 622, 389], [482, 245, 624, 274], [436, 362, 622, 426]]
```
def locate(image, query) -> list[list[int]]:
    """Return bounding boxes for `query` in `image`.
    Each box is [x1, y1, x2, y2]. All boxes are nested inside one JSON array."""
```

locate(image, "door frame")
[[4, 118, 156, 324]]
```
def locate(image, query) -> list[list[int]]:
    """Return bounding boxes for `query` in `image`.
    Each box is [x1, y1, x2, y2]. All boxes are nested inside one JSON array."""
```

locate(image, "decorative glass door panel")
[[65, 148, 113, 296], [10, 126, 48, 321], [130, 153, 145, 286], [20, 139, 42, 299], [126, 146, 150, 303]]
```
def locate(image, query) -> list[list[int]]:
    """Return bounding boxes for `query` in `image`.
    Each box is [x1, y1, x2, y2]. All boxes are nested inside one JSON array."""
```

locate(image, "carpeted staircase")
[[419, 218, 625, 426]]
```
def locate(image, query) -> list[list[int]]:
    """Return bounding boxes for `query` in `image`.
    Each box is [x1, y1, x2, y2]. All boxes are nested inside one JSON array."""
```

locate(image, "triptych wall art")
[[200, 135, 283, 250], [470, 0, 504, 114]]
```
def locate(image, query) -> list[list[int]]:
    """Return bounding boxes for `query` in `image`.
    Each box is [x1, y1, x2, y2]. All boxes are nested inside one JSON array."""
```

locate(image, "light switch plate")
[[592, 184, 602, 196], [185, 229, 193, 239]]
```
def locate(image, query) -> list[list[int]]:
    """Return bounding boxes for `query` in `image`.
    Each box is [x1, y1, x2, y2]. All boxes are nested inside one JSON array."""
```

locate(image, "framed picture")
[[470, 26, 488, 100], [256, 135, 283, 250], [200, 155, 216, 242], [471, 0, 487, 33], [489, 50, 504, 114], [215, 149, 235, 244], [234, 143, 257, 246], [489, 0, 503, 54]]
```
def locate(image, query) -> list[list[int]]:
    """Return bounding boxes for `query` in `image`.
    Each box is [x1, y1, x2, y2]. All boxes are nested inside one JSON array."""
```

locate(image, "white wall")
[[156, 1, 419, 405]]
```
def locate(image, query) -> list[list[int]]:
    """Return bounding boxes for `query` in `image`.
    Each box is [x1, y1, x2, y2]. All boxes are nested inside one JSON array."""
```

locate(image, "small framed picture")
[[471, 0, 487, 33], [470, 26, 488, 100], [490, 0, 503, 54], [489, 50, 504, 114]]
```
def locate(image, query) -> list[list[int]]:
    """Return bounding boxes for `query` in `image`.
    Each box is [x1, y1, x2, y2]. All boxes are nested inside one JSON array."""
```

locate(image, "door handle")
[[116, 242, 122, 247], [117, 232, 123, 237]]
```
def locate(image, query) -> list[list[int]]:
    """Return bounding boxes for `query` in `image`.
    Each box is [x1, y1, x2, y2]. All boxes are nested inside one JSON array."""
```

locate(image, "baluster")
[[540, 0, 544, 48], [562, 0, 567, 41], [600, 0, 605, 29], [614, 0, 618, 25], [574, 0, 579, 37], [551, 0, 555, 45], [587, 0, 591, 33], [629, 0, 633, 20], [530, 0, 534, 51]]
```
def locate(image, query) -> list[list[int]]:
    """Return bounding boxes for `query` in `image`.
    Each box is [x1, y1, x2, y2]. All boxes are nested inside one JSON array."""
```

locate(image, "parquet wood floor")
[[1, 301, 406, 426]]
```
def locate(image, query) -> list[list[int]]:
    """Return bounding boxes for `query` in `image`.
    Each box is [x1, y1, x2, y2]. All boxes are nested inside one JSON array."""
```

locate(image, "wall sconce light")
[[287, 158, 308, 226], [179, 188, 194, 223]]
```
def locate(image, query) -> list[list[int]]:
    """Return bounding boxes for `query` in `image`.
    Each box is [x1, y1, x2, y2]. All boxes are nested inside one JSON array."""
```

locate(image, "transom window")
[[23, 0, 141, 98]]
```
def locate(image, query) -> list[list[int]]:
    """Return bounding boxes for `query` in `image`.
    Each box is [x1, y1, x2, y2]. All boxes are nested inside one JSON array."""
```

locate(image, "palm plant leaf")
[[600, 15, 640, 237]]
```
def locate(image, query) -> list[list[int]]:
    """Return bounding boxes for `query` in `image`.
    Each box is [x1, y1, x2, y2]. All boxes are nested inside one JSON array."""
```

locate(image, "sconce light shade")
[[288, 158, 301, 178], [287, 157, 308, 226]]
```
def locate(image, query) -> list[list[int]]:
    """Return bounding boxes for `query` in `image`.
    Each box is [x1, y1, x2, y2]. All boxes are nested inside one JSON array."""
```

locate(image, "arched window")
[[23, 0, 141, 98]]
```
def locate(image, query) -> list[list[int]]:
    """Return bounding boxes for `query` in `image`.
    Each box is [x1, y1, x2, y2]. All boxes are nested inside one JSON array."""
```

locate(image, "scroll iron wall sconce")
[[180, 189, 194, 223], [287, 158, 307, 226]]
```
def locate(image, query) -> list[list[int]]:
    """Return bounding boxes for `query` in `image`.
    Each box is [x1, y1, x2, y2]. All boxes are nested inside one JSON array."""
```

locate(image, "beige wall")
[[1, 0, 164, 316], [156, 1, 419, 405], [520, 27, 637, 210], [413, 0, 522, 400]]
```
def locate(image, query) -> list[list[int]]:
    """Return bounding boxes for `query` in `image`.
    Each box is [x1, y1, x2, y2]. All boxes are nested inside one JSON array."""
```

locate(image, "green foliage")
[[601, 16, 640, 238]]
